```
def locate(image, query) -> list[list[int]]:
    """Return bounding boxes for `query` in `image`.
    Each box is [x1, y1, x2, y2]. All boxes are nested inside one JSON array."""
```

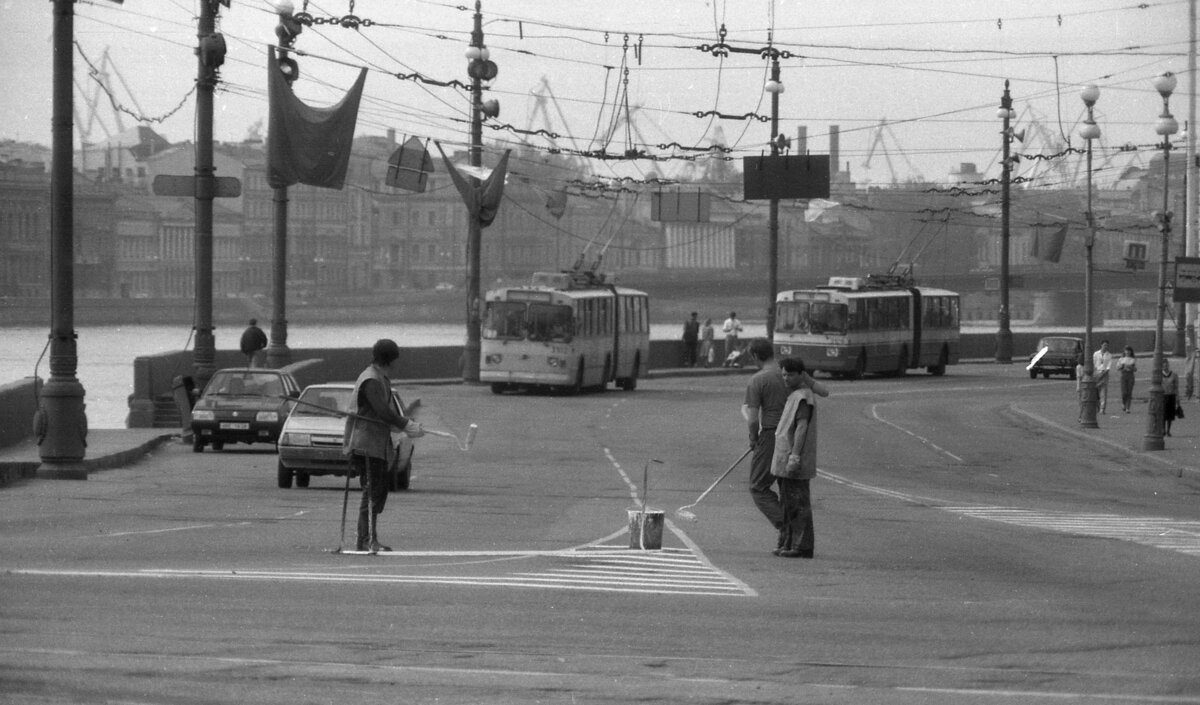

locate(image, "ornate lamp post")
[[996, 81, 1016, 363], [1144, 71, 1179, 451], [765, 58, 783, 343], [1078, 84, 1101, 428]]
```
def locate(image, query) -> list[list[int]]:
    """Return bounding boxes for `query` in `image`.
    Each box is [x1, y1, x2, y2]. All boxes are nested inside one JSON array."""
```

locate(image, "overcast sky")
[[0, 0, 1193, 188]]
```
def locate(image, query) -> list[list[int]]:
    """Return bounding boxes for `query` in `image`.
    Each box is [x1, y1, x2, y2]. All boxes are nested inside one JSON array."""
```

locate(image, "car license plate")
[[220, 422, 250, 430]]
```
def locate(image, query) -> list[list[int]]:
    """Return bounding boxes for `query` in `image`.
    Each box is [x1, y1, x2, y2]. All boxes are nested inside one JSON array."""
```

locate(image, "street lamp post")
[[1078, 84, 1101, 428], [1144, 71, 1179, 451], [765, 55, 783, 343], [996, 81, 1016, 363]]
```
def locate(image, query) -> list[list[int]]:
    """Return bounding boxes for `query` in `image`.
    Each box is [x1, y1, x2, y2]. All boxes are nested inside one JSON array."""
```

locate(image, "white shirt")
[[1093, 349, 1113, 373], [722, 317, 742, 336]]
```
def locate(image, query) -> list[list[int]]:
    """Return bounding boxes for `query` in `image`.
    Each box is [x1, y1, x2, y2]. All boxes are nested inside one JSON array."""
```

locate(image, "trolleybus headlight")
[[547, 356, 566, 368], [485, 354, 503, 365], [779, 345, 792, 355], [825, 347, 840, 357]]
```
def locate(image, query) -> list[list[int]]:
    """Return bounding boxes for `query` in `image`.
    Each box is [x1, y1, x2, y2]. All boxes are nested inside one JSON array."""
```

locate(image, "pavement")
[[2, 364, 1197, 485]]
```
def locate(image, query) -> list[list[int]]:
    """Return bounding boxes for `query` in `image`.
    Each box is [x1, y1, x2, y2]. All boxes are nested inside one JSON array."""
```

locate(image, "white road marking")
[[820, 469, 1200, 559], [870, 404, 963, 462]]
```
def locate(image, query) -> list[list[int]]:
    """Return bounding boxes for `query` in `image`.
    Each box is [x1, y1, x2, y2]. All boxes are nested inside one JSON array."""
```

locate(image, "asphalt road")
[[3, 363, 1200, 704]]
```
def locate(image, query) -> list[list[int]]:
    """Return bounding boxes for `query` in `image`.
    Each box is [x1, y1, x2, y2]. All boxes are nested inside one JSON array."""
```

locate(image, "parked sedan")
[[190, 368, 300, 452], [1028, 336, 1083, 379], [276, 383, 414, 490]]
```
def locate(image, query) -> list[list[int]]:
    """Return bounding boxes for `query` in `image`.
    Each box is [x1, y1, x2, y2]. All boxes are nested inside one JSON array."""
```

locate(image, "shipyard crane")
[[862, 119, 922, 184]]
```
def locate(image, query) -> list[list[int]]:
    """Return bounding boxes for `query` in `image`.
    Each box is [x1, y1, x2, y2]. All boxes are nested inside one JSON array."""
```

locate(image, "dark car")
[[190, 368, 301, 452], [1028, 336, 1083, 379], [275, 383, 413, 491]]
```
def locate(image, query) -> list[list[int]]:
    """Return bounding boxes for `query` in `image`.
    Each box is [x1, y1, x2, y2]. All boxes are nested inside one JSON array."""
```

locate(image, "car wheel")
[[295, 472, 310, 488], [277, 460, 293, 489], [1029, 368, 1037, 379], [192, 436, 204, 453], [212, 440, 224, 451]]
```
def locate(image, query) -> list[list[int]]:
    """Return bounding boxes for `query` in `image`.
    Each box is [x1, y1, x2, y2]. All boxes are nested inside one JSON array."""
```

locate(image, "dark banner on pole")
[[742, 155, 831, 200]]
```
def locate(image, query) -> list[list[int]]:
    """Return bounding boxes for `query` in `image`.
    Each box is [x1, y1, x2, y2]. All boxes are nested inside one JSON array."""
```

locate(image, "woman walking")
[[1116, 346, 1137, 413]]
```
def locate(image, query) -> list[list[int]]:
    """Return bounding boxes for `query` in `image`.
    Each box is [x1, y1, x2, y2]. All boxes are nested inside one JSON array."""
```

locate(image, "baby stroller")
[[723, 343, 750, 368]]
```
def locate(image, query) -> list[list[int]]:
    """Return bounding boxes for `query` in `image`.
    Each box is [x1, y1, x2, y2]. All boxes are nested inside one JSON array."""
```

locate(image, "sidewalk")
[[1010, 397, 1200, 479]]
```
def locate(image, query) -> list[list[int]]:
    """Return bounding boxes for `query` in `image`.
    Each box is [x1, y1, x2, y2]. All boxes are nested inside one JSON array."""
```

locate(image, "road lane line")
[[870, 403, 963, 462]]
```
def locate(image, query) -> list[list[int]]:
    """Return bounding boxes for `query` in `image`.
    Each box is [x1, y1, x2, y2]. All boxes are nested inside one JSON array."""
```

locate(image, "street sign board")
[[742, 155, 830, 200], [152, 175, 241, 198], [1174, 256, 1200, 303]]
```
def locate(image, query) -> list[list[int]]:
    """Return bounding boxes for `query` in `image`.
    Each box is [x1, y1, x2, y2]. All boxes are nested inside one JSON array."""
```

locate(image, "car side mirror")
[[289, 389, 301, 398]]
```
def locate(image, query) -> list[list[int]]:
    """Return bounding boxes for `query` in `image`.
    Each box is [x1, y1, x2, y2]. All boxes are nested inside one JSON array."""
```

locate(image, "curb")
[[0, 433, 177, 487], [1007, 403, 1195, 479]]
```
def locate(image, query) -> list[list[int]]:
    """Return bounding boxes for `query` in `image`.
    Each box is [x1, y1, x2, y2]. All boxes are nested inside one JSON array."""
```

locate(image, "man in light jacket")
[[343, 339, 424, 553], [771, 357, 830, 559]]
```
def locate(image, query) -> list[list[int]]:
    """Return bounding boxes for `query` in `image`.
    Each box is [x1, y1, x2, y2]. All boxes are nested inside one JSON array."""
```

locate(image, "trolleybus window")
[[484, 302, 526, 340], [528, 303, 573, 342]]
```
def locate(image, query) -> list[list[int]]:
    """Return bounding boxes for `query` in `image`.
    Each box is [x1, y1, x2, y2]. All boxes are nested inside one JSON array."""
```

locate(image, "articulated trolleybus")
[[773, 273, 961, 378], [480, 269, 650, 394]]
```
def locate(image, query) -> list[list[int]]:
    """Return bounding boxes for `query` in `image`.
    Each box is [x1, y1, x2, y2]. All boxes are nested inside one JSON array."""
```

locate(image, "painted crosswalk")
[[11, 536, 757, 597], [941, 507, 1200, 557]]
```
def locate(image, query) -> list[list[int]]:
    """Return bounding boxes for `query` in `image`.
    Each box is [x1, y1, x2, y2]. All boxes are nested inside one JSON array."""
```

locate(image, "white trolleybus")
[[480, 269, 650, 394], [773, 273, 961, 378]]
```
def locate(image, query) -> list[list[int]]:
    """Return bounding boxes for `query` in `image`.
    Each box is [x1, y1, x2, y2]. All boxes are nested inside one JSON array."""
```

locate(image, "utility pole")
[[996, 81, 1015, 364], [38, 0, 88, 479], [191, 0, 225, 390], [464, 0, 486, 382], [766, 53, 781, 342]]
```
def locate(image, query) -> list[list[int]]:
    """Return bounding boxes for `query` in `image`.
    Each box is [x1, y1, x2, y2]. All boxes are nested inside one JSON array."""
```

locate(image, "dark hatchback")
[[190, 368, 300, 452], [1028, 336, 1083, 379]]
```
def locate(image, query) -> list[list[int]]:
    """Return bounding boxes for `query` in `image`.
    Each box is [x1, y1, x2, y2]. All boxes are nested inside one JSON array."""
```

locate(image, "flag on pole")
[[1033, 224, 1068, 263], [434, 143, 511, 227], [267, 47, 367, 190]]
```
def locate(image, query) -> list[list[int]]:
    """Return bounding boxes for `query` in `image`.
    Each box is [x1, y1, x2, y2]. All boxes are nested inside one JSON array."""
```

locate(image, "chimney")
[[829, 125, 840, 175], [387, 128, 396, 145], [796, 126, 808, 154]]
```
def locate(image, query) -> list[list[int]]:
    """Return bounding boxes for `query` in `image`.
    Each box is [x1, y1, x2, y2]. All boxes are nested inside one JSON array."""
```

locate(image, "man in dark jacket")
[[240, 319, 268, 367]]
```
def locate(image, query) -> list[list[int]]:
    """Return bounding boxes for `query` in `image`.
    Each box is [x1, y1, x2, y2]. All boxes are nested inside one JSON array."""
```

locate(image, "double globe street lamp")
[[1143, 71, 1179, 451], [1078, 84, 1101, 428]]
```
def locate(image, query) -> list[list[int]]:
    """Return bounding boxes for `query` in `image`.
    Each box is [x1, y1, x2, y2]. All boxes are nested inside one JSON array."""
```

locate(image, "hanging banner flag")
[[434, 142, 511, 227], [1033, 224, 1067, 263], [267, 47, 367, 190]]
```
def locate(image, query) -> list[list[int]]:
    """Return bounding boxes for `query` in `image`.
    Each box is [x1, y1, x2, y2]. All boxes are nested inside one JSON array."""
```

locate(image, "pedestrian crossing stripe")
[[941, 507, 1200, 557]]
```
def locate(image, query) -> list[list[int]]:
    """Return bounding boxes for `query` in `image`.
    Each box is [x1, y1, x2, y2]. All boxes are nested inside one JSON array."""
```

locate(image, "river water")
[[2, 322, 767, 428]]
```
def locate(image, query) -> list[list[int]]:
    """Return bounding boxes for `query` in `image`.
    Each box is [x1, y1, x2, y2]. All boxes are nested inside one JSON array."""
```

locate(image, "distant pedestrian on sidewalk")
[[722, 311, 743, 361], [1163, 358, 1180, 437], [1116, 346, 1137, 413], [699, 318, 715, 367], [1093, 340, 1113, 414], [240, 319, 268, 368], [681, 312, 701, 367]]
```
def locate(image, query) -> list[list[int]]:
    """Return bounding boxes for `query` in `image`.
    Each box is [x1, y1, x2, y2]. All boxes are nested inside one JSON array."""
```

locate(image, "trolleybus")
[[773, 273, 960, 378], [480, 269, 650, 394]]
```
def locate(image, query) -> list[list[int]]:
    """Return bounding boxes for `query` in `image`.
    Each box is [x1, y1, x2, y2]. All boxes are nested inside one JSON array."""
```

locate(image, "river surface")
[[2, 322, 767, 428]]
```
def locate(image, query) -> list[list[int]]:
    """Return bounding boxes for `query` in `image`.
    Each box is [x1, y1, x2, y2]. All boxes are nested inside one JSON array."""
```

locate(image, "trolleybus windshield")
[[776, 300, 847, 335], [483, 301, 574, 343]]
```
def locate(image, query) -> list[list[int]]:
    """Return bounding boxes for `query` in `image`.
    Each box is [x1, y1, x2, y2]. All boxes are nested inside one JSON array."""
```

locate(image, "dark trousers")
[[749, 432, 784, 529], [683, 340, 699, 366], [777, 477, 814, 554], [350, 454, 390, 545]]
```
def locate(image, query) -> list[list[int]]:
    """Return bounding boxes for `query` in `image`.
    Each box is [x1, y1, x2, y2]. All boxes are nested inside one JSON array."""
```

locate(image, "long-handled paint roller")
[[675, 447, 752, 522], [282, 396, 477, 451]]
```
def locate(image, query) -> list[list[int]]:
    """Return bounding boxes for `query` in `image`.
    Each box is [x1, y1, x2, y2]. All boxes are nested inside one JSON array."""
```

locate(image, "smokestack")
[[796, 126, 808, 154], [829, 125, 840, 175], [387, 128, 396, 145]]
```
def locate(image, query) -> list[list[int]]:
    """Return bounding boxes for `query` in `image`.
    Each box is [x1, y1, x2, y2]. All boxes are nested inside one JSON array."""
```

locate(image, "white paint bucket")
[[627, 508, 664, 550]]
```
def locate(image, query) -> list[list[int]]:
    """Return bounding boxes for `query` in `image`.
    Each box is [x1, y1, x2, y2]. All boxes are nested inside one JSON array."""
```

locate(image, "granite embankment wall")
[[0, 329, 1166, 445]]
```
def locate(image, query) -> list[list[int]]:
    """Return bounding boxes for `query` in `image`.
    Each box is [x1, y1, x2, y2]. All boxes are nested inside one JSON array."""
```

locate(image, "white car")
[[276, 383, 414, 490]]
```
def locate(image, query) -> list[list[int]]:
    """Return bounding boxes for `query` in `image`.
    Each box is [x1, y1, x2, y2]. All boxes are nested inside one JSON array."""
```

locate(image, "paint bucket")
[[627, 508, 664, 550]]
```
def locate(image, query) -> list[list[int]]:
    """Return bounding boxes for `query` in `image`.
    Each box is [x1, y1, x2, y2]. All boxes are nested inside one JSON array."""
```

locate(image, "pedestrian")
[[1164, 358, 1180, 437], [772, 357, 830, 558], [1093, 340, 1113, 414], [240, 318, 268, 368], [740, 338, 789, 551], [722, 311, 743, 362], [699, 318, 715, 368], [681, 312, 701, 367], [343, 339, 425, 553], [1116, 346, 1137, 413]]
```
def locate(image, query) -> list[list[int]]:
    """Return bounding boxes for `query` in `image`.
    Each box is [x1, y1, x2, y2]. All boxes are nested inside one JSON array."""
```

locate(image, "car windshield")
[[206, 371, 286, 397], [1041, 339, 1079, 353], [295, 388, 352, 417]]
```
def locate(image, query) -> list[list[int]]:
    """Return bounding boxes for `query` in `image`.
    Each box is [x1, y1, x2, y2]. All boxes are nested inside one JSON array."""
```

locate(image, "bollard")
[[627, 508, 664, 550]]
